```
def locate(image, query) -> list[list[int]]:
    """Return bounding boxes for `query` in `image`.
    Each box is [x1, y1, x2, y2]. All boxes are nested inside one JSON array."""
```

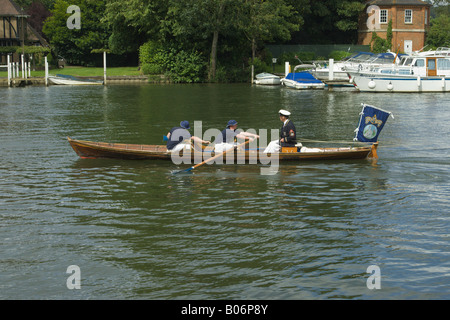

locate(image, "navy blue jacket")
[[166, 127, 191, 150]]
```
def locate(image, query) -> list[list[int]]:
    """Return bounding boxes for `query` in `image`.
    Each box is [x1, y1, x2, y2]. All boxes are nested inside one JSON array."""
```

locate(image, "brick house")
[[358, 0, 432, 54]]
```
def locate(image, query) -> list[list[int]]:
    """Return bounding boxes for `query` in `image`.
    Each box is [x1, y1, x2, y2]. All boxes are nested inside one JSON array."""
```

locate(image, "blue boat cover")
[[354, 104, 394, 142], [285, 72, 323, 84]]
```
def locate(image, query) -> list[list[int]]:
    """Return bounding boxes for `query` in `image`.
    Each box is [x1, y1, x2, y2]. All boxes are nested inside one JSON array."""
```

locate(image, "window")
[[437, 59, 450, 70], [415, 59, 425, 67], [380, 9, 388, 24], [405, 10, 412, 24], [428, 59, 436, 71]]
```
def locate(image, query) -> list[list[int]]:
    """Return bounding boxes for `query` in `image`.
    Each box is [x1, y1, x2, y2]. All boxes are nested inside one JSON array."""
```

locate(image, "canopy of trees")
[[15, 0, 449, 82]]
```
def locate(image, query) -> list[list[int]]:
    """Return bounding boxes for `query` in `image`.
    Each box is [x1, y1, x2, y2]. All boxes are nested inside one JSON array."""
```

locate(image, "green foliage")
[[426, 14, 450, 48], [278, 51, 316, 65], [18, 46, 51, 55], [167, 50, 207, 83], [370, 20, 392, 53], [250, 57, 271, 74], [328, 50, 353, 61], [43, 0, 110, 66], [0, 47, 19, 54], [139, 41, 206, 83], [39, 0, 395, 82]]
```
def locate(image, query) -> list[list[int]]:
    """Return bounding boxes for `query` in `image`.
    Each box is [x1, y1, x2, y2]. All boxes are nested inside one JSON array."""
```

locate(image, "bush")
[[139, 41, 206, 83], [141, 63, 163, 75], [167, 50, 206, 83], [250, 57, 271, 74]]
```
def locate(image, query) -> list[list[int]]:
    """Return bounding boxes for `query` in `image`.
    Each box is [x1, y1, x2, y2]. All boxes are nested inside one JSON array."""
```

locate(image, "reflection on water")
[[0, 84, 449, 299]]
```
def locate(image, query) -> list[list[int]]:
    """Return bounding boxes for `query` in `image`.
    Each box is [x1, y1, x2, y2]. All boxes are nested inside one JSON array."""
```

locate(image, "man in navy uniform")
[[264, 109, 297, 153], [166, 120, 210, 152]]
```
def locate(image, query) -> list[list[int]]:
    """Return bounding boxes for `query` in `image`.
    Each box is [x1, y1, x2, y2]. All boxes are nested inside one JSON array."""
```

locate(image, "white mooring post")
[[103, 51, 107, 85], [21, 54, 25, 78], [7, 55, 11, 87], [285, 61, 290, 77], [45, 56, 49, 86], [328, 58, 334, 81]]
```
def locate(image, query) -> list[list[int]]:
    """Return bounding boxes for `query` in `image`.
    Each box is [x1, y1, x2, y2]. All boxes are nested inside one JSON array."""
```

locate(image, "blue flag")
[[354, 104, 394, 142]]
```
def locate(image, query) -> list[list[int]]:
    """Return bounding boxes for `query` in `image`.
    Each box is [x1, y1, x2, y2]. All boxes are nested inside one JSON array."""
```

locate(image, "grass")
[[0, 66, 142, 78]]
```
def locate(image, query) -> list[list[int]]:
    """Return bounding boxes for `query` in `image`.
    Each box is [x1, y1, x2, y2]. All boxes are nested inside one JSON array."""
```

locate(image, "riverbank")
[[0, 66, 167, 86]]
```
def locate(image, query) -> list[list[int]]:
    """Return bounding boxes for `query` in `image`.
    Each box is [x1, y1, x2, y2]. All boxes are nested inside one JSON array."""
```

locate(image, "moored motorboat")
[[348, 48, 450, 92], [254, 73, 281, 85], [281, 65, 325, 90], [49, 74, 103, 85]]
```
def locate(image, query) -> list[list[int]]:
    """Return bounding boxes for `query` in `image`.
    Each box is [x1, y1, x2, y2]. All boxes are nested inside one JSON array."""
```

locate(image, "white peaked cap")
[[279, 109, 291, 116]]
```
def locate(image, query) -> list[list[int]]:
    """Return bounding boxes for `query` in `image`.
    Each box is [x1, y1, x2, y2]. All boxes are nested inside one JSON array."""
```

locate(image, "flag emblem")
[[354, 104, 394, 142]]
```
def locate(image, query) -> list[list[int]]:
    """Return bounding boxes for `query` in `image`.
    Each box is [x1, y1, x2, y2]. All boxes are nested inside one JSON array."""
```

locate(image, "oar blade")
[[171, 166, 194, 175]]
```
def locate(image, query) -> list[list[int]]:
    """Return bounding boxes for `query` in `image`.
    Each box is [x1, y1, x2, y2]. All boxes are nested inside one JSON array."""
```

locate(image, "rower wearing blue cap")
[[166, 121, 210, 152], [214, 120, 259, 153]]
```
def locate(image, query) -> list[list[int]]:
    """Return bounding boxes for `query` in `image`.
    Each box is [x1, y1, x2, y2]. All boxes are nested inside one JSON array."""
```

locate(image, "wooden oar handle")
[[192, 139, 252, 169]]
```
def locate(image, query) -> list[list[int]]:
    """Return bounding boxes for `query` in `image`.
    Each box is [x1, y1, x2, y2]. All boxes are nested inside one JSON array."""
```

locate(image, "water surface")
[[0, 84, 449, 299]]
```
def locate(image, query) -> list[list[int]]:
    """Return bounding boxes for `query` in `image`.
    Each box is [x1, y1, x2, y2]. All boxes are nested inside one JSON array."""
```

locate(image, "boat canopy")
[[342, 52, 375, 62], [284, 71, 323, 84]]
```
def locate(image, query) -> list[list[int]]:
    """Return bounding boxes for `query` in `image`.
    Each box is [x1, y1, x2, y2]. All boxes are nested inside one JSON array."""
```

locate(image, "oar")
[[172, 139, 252, 174]]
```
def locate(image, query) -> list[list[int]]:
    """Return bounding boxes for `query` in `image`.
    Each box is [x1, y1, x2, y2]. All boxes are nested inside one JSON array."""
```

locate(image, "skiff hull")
[[68, 137, 378, 161]]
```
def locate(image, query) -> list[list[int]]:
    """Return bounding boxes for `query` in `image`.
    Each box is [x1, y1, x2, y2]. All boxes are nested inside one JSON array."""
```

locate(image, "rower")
[[214, 120, 259, 153], [264, 109, 297, 153], [166, 121, 210, 152]]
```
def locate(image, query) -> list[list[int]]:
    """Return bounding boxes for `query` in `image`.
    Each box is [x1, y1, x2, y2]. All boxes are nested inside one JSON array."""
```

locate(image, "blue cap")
[[180, 121, 190, 129], [227, 120, 238, 127]]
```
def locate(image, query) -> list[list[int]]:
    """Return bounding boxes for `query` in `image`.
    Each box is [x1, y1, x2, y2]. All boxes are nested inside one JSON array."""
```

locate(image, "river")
[[0, 83, 449, 300]]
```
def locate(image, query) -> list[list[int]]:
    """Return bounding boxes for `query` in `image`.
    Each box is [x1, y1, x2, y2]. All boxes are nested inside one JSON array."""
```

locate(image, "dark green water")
[[0, 84, 449, 299]]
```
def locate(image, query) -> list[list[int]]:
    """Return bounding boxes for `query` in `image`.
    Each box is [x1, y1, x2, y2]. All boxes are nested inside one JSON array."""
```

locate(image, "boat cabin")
[[379, 48, 450, 77]]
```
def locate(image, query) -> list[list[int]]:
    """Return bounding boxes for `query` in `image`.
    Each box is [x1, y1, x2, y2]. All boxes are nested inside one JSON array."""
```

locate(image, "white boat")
[[312, 52, 375, 81], [48, 74, 103, 85], [281, 65, 325, 90], [348, 48, 450, 92], [253, 73, 281, 85], [312, 51, 407, 81]]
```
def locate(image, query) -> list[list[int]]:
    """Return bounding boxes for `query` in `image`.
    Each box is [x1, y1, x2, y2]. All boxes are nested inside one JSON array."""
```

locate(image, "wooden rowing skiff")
[[68, 137, 378, 161]]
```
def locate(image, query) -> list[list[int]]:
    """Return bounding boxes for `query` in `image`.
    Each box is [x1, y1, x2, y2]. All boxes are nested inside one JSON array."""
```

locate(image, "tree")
[[238, 0, 299, 64], [286, 0, 366, 44], [26, 1, 51, 39], [426, 14, 450, 48], [43, 0, 110, 66], [162, 0, 239, 81], [102, 0, 169, 55]]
